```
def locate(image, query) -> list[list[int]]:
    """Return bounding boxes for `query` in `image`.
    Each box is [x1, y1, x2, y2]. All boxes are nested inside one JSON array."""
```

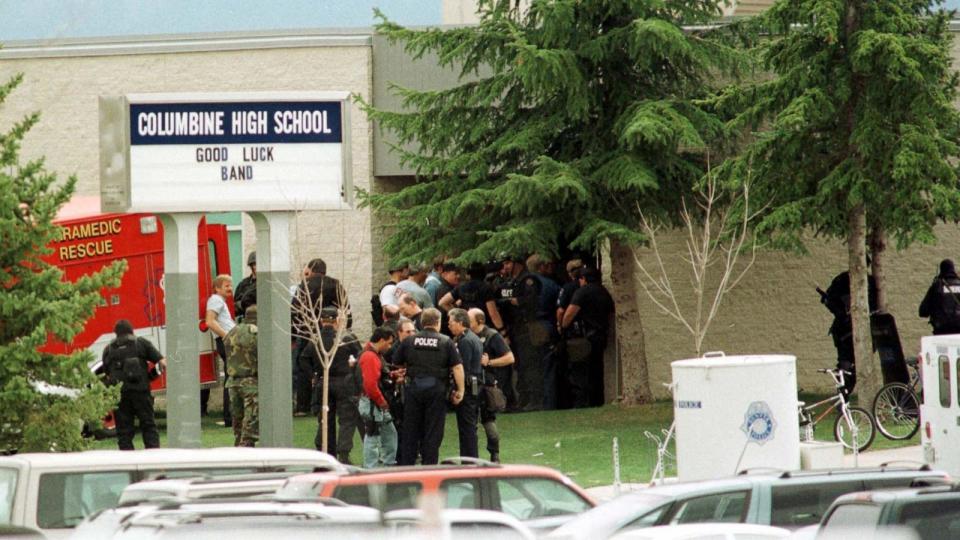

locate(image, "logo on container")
[[741, 401, 776, 445]]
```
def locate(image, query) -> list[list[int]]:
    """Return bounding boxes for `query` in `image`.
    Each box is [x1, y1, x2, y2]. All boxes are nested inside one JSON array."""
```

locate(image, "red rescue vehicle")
[[44, 197, 229, 396]]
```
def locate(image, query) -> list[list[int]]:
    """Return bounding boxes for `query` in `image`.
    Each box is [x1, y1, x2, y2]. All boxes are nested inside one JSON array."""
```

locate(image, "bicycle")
[[872, 355, 921, 440], [798, 368, 876, 452]]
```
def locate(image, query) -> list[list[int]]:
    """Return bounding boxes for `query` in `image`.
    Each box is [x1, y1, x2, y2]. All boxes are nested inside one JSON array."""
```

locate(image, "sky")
[[0, 0, 442, 41], [0, 1, 958, 42]]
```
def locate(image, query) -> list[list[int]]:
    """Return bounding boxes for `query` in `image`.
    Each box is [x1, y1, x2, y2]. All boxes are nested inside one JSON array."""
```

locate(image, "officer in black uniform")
[[822, 270, 878, 395], [469, 308, 514, 463], [302, 306, 363, 463], [919, 259, 960, 335], [395, 308, 465, 465], [492, 256, 524, 410], [448, 308, 483, 458], [98, 319, 166, 450], [233, 252, 257, 322]]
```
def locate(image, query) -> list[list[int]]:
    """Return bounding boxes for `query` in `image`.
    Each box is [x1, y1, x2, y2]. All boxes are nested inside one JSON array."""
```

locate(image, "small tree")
[[0, 73, 124, 452], [289, 275, 355, 453], [635, 167, 764, 357], [284, 211, 365, 454]]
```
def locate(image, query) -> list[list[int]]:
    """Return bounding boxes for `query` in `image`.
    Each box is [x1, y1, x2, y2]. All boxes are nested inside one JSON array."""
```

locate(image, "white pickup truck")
[[0, 447, 342, 539]]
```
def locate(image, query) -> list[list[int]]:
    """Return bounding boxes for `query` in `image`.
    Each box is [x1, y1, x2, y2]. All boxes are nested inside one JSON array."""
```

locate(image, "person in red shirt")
[[359, 327, 400, 468]]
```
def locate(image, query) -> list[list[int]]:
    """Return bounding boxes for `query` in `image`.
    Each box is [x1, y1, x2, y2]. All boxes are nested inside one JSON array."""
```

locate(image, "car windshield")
[[551, 492, 670, 536], [898, 500, 960, 540]]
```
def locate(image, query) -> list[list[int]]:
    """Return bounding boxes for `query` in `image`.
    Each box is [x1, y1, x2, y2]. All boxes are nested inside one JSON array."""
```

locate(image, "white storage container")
[[799, 441, 844, 470], [672, 353, 800, 481]]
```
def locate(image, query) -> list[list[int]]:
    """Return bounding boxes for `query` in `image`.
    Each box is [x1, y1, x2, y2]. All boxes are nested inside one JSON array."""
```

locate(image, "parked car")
[[547, 465, 948, 540], [817, 484, 960, 539], [0, 447, 343, 539], [384, 508, 537, 540], [610, 523, 791, 539], [275, 458, 595, 533], [69, 499, 382, 540]]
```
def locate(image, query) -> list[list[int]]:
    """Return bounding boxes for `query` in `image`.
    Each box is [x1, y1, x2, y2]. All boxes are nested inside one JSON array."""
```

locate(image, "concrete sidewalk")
[[842, 444, 923, 468], [586, 445, 924, 502]]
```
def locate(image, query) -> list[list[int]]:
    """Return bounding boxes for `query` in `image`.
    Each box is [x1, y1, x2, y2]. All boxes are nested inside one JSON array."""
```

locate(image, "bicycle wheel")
[[872, 382, 920, 440], [833, 406, 876, 452]]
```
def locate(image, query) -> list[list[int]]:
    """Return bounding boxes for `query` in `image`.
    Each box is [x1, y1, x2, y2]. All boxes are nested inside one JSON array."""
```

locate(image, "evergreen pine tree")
[[714, 0, 960, 398], [0, 73, 125, 452], [360, 0, 744, 403]]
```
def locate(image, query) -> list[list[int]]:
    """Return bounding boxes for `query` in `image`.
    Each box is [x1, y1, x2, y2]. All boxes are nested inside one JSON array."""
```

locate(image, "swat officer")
[[822, 270, 878, 395], [492, 256, 524, 410], [99, 319, 166, 450], [224, 305, 259, 447], [233, 252, 257, 322], [395, 308, 465, 465], [303, 306, 363, 463], [920, 259, 960, 335]]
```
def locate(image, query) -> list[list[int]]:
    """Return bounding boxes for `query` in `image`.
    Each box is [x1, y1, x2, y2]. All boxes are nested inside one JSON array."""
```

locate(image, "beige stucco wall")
[[3, 26, 960, 398], [633, 223, 960, 399], [0, 37, 378, 339]]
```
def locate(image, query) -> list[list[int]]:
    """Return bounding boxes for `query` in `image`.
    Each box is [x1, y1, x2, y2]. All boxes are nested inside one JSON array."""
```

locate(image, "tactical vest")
[[935, 277, 960, 330], [405, 330, 452, 380], [457, 280, 487, 312], [107, 337, 150, 392], [225, 323, 258, 379]]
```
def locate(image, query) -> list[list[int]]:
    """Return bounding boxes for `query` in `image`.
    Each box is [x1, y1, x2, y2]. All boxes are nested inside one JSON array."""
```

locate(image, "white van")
[[0, 447, 342, 539], [920, 334, 960, 476]]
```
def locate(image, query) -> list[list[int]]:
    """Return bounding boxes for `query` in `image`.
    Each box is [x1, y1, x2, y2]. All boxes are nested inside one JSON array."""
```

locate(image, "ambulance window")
[[939, 355, 951, 407], [208, 241, 219, 276]]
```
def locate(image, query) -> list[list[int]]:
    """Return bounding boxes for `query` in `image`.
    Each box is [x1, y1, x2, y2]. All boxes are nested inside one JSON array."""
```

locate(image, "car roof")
[[289, 462, 571, 482], [119, 472, 296, 505], [0, 447, 343, 470], [611, 523, 791, 539], [131, 500, 381, 520], [832, 483, 960, 505]]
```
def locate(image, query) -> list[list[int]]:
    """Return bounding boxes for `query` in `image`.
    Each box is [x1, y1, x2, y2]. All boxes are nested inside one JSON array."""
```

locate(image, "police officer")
[[822, 270, 878, 395], [492, 256, 524, 410], [920, 259, 960, 335], [303, 306, 363, 463], [395, 308, 464, 465], [224, 305, 259, 447], [99, 319, 166, 450], [561, 267, 614, 408], [468, 308, 514, 463], [449, 308, 483, 458], [233, 252, 257, 322]]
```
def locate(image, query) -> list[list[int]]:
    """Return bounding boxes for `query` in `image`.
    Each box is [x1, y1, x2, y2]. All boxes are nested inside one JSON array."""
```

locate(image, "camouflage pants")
[[228, 381, 259, 446]]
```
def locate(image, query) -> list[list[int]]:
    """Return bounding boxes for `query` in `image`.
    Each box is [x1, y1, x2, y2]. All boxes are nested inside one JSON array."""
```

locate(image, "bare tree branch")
[[633, 161, 767, 356]]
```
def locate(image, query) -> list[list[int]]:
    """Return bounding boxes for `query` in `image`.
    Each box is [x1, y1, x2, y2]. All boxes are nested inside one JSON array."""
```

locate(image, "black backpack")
[[370, 281, 396, 327], [108, 338, 150, 391]]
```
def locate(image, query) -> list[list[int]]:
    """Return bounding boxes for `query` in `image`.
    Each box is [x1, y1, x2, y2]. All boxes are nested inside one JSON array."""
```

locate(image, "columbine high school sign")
[[100, 91, 352, 213]]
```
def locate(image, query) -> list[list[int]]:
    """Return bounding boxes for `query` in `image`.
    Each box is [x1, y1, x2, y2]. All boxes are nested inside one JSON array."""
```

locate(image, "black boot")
[[490, 452, 500, 463], [337, 452, 353, 466]]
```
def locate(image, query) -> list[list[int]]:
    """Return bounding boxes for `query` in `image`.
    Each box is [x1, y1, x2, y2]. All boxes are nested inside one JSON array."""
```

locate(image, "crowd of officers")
[[99, 253, 615, 465], [288, 253, 615, 466]]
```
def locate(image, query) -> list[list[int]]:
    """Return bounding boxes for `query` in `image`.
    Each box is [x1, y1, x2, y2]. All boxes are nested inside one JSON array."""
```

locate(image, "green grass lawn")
[[90, 396, 917, 488]]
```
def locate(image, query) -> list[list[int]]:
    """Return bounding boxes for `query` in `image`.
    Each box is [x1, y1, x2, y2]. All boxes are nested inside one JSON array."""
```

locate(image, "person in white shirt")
[[206, 274, 235, 427]]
